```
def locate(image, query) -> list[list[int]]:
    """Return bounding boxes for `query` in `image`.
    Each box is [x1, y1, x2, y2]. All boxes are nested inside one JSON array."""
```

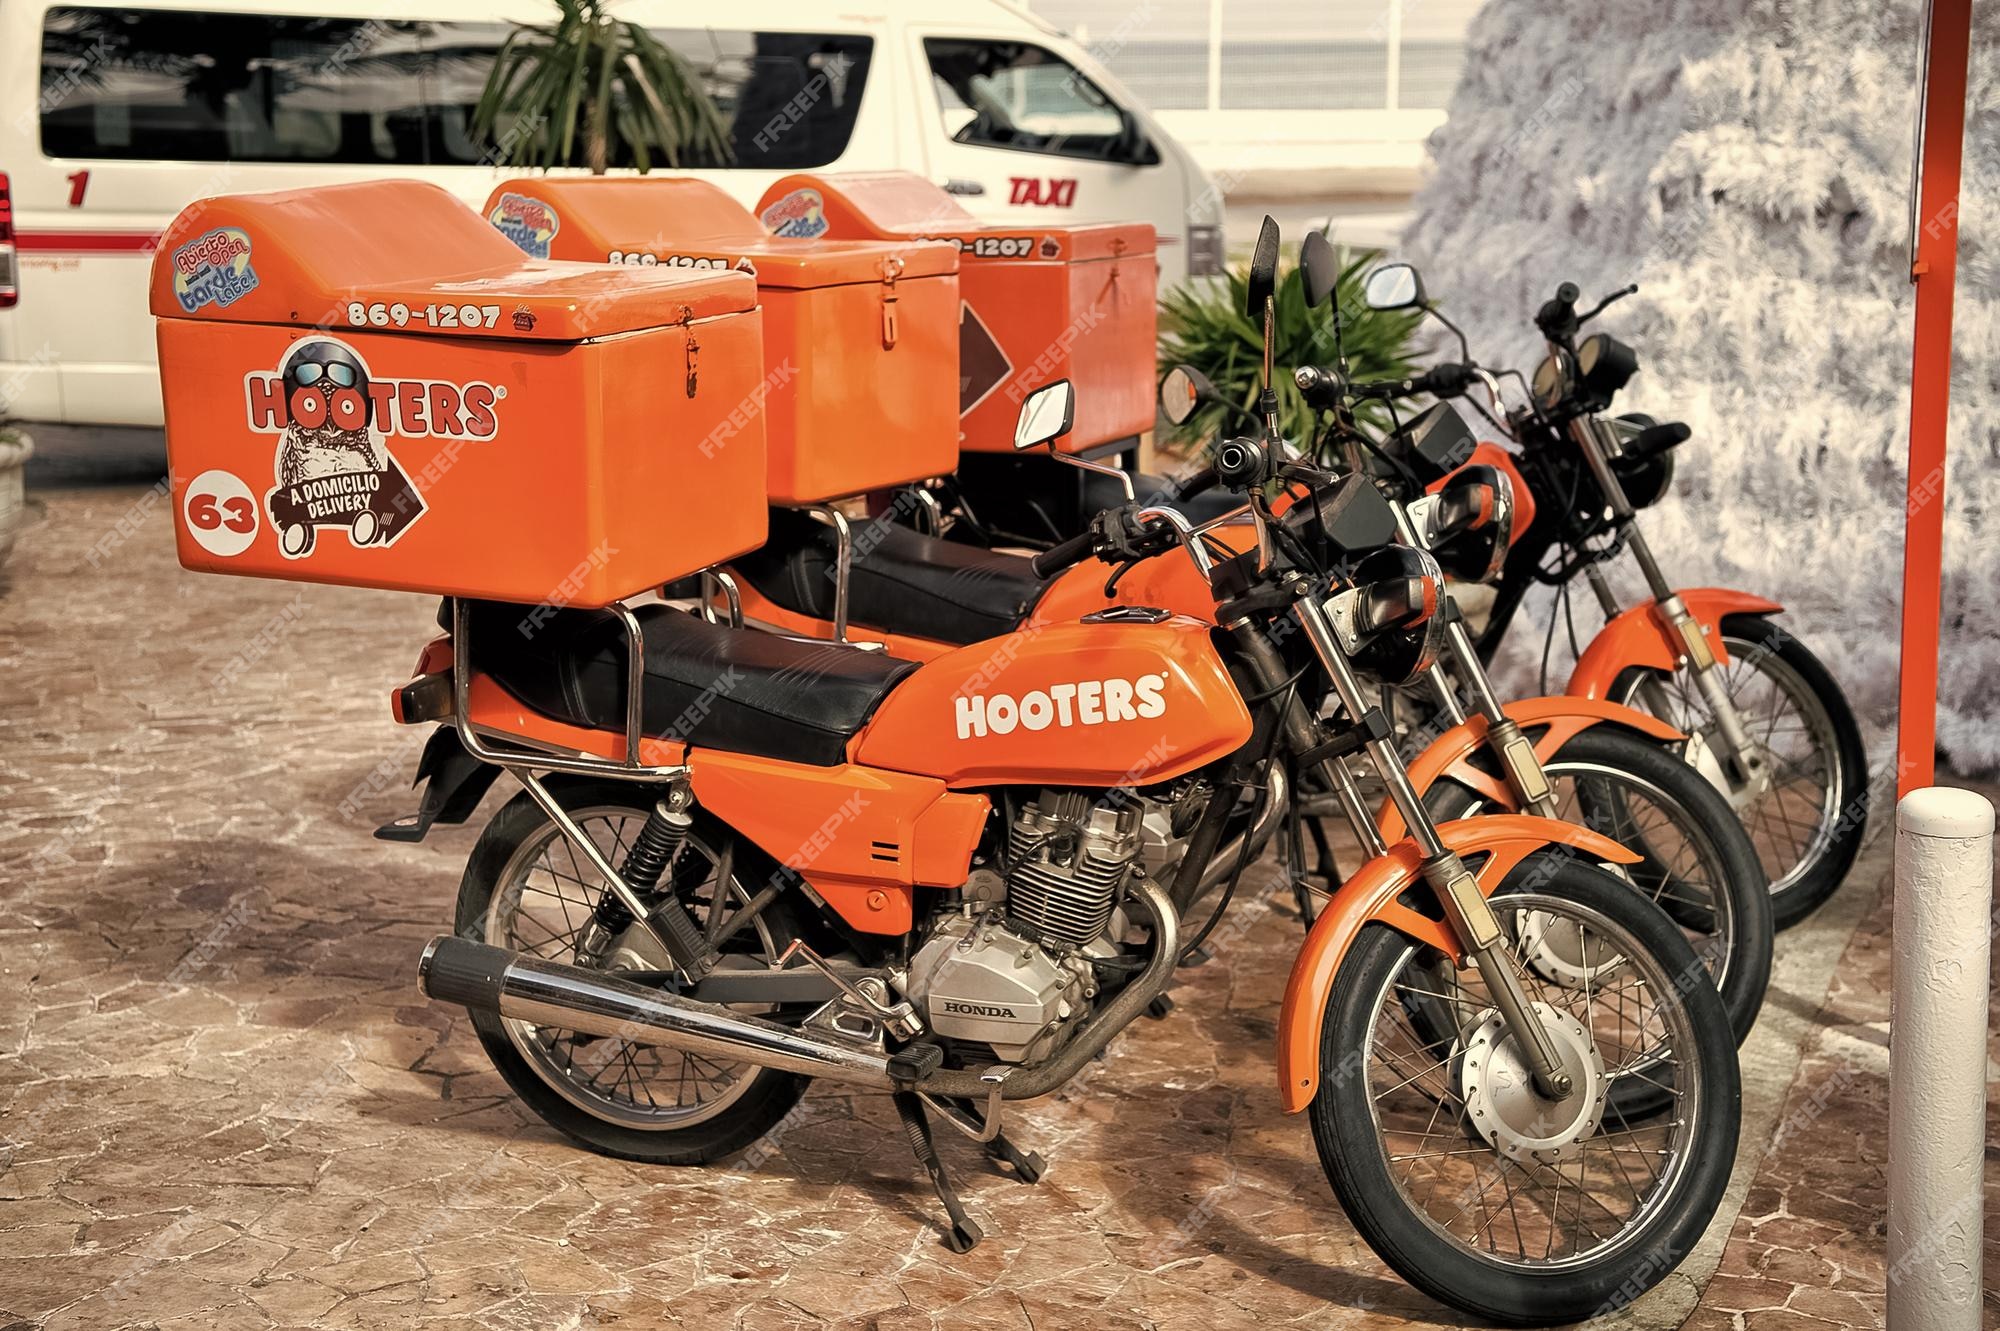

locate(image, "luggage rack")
[[447, 595, 689, 782]]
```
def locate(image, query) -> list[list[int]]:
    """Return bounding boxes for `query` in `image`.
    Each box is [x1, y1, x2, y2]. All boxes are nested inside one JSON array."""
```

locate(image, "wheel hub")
[[1684, 730, 1771, 810], [1459, 1003, 1606, 1164], [1515, 909, 1628, 989]]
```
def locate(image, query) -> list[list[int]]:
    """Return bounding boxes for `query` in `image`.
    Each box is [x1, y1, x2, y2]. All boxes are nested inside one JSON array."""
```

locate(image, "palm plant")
[[1158, 245, 1426, 455], [472, 0, 731, 174]]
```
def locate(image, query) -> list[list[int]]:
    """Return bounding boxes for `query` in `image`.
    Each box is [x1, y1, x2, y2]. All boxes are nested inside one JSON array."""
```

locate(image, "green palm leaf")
[[472, 0, 733, 174], [1159, 245, 1427, 457]]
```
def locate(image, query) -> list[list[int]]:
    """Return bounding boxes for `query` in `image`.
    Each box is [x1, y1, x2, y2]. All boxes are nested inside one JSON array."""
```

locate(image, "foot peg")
[[894, 1092, 982, 1253], [1145, 992, 1175, 1020]]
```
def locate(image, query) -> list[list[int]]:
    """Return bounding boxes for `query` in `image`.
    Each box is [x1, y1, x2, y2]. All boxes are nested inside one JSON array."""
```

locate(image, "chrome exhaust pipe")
[[418, 937, 893, 1088]]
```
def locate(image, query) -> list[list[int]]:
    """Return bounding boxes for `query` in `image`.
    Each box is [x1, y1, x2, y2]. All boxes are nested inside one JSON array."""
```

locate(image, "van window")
[[426, 26, 875, 169], [924, 39, 1157, 165], [38, 9, 873, 170]]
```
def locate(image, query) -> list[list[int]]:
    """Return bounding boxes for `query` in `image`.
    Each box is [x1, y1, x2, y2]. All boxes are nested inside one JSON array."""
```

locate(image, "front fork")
[[1282, 598, 1577, 1102], [1571, 417, 1768, 791]]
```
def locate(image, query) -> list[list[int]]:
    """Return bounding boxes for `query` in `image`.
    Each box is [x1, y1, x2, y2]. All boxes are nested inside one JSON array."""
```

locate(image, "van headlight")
[[1186, 224, 1225, 277]]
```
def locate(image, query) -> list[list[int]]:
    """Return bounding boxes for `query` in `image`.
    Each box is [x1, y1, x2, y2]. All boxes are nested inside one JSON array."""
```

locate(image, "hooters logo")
[[240, 337, 504, 560], [954, 674, 1168, 740]]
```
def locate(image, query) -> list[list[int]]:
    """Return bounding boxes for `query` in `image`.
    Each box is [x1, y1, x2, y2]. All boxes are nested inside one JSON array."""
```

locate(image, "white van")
[[0, 0, 1222, 430]]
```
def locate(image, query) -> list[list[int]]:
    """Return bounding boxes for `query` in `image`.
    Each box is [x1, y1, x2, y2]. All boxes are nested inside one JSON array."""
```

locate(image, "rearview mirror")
[[1158, 364, 1216, 426], [1014, 379, 1076, 451], [1246, 215, 1280, 318], [1300, 231, 1338, 309], [1363, 263, 1425, 311]]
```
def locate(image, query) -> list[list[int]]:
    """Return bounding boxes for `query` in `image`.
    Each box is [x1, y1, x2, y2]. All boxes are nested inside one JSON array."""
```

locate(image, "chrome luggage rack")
[[442, 569, 746, 784]]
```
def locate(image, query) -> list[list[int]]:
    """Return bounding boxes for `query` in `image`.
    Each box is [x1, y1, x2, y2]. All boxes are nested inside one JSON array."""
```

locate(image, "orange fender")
[[1275, 814, 1641, 1113], [1566, 587, 1784, 701], [1375, 696, 1685, 842]]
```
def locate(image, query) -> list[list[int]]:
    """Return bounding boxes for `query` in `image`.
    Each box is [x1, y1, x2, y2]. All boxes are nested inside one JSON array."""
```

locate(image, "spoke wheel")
[[452, 779, 809, 1164], [1427, 727, 1773, 1057], [1309, 854, 1739, 1325], [1614, 615, 1867, 928]]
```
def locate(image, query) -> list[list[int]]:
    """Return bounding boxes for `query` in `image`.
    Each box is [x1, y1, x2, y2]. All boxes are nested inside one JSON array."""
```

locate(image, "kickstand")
[[893, 1091, 983, 1253], [985, 1129, 1046, 1184]]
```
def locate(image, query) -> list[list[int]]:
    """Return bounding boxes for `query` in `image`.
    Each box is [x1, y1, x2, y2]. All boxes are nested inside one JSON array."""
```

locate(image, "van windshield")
[[38, 10, 872, 170]]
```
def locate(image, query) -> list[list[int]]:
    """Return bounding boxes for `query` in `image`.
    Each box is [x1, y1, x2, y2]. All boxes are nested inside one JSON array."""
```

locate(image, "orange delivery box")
[[150, 180, 769, 607], [754, 172, 1157, 456], [483, 177, 960, 505]]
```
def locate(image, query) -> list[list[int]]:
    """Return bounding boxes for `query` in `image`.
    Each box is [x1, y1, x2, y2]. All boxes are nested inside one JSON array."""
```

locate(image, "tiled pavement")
[[1, 485, 1994, 1330]]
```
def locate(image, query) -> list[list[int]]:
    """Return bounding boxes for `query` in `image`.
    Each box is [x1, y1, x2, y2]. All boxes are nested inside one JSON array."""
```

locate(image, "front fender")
[[1566, 587, 1784, 701], [1376, 696, 1686, 842], [1275, 814, 1640, 1113]]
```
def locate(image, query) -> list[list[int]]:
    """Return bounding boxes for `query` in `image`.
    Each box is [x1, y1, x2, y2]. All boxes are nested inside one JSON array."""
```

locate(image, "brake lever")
[[1577, 283, 1638, 326]]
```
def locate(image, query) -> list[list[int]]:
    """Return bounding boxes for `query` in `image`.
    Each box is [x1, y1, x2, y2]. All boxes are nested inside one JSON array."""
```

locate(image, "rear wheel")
[[1614, 615, 1867, 929], [453, 779, 808, 1164], [1310, 854, 1740, 1325]]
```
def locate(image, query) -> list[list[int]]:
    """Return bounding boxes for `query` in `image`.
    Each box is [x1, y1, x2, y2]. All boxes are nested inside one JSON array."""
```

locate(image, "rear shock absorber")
[[580, 783, 717, 978]]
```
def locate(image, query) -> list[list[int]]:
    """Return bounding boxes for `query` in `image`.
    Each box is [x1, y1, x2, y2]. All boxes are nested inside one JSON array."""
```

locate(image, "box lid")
[[486, 177, 956, 289], [151, 180, 757, 339], [755, 172, 1157, 261]]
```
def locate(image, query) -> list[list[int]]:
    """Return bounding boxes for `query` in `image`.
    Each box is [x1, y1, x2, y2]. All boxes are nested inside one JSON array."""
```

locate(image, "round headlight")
[[1576, 333, 1638, 400], [1426, 464, 1515, 583], [1334, 545, 1447, 685], [1532, 352, 1570, 411]]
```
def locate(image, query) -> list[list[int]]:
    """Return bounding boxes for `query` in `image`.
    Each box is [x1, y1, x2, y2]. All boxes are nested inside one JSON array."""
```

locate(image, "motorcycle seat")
[[733, 507, 1045, 647], [461, 600, 918, 766]]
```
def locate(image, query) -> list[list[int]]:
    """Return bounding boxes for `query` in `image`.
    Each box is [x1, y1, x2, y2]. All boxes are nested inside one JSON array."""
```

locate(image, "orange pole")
[[1896, 0, 1972, 798]]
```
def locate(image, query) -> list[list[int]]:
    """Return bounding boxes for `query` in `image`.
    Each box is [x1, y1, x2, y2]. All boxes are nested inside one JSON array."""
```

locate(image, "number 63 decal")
[[188, 492, 255, 532], [182, 469, 261, 558]]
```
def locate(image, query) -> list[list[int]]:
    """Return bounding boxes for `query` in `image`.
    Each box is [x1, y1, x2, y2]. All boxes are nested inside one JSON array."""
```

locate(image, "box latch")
[[675, 303, 700, 397], [879, 255, 904, 349]]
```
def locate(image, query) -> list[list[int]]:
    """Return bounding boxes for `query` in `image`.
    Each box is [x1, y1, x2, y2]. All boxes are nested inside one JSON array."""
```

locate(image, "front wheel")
[[1426, 727, 1773, 1053], [1310, 853, 1740, 1325], [1614, 614, 1868, 929]]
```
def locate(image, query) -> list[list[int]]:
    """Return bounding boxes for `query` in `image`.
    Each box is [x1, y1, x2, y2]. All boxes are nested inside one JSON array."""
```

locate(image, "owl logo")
[[262, 339, 423, 559]]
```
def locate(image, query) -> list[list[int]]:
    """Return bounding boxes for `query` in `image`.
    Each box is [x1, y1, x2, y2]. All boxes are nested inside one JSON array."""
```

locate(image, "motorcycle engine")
[[906, 789, 1147, 1063]]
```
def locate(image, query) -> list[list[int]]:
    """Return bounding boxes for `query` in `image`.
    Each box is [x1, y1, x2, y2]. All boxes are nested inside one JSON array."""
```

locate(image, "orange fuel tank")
[[851, 617, 1251, 788]]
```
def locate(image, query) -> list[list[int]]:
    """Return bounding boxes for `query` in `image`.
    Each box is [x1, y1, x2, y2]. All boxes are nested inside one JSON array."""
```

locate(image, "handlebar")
[[1535, 280, 1638, 342], [1030, 528, 1100, 580]]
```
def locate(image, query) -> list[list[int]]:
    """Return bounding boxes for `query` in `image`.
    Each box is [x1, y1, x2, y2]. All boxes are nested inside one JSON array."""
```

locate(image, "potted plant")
[[472, 0, 732, 173], [0, 424, 31, 569]]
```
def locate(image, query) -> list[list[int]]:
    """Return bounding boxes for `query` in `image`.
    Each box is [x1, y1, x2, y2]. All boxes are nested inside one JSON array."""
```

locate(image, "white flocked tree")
[[1401, 0, 2000, 772]]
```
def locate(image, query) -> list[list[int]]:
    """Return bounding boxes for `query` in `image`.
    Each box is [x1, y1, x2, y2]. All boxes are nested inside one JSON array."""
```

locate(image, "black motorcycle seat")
[[733, 507, 1045, 647], [462, 600, 917, 766]]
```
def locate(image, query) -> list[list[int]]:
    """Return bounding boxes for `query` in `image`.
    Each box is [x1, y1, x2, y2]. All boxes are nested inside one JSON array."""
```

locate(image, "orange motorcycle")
[[395, 237, 1740, 1327], [397, 381, 1741, 1321], [1340, 265, 1868, 927]]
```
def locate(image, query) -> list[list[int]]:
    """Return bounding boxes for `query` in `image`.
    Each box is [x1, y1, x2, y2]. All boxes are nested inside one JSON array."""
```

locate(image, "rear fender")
[[1275, 814, 1640, 1113], [1566, 587, 1784, 700], [370, 725, 500, 842], [1376, 696, 1686, 842]]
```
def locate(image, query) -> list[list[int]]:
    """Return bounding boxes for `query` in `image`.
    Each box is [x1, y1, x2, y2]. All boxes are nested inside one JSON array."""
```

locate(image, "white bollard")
[[1888, 786, 1993, 1331]]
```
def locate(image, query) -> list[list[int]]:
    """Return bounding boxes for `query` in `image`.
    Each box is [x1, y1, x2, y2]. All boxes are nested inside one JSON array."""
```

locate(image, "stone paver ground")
[[2, 486, 1994, 1330]]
